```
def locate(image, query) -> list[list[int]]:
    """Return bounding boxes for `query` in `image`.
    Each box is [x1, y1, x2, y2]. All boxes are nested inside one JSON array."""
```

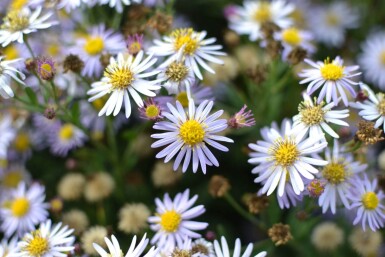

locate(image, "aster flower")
[[0, 56, 26, 99], [149, 28, 225, 80], [192, 238, 215, 257], [49, 123, 87, 156], [274, 27, 315, 60], [0, 182, 49, 237], [138, 98, 163, 121], [148, 189, 208, 251], [228, 105, 256, 129], [0, 115, 16, 158], [277, 183, 303, 209], [87, 51, 161, 118], [93, 234, 157, 257], [72, 24, 126, 77], [97, 0, 142, 13], [15, 220, 75, 257], [57, 0, 89, 12], [348, 176, 385, 231], [248, 119, 328, 197], [228, 0, 294, 41], [127, 34, 144, 55], [151, 100, 233, 173], [358, 32, 385, 90], [309, 2, 359, 47], [0, 237, 18, 257], [36, 56, 55, 81], [0, 7, 58, 47], [0, 164, 31, 191], [318, 140, 367, 214], [298, 57, 361, 106], [292, 93, 349, 139], [350, 83, 385, 132], [214, 237, 266, 257]]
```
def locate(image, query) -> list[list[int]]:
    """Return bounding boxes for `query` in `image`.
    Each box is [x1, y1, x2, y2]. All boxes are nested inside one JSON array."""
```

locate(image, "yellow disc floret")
[[84, 37, 104, 55], [320, 58, 344, 81], [176, 91, 189, 107], [253, 2, 271, 23], [2, 171, 23, 188], [160, 210, 182, 232], [172, 28, 199, 55], [166, 62, 189, 82], [322, 162, 347, 184], [1, 11, 29, 32], [145, 105, 160, 119], [179, 120, 205, 147], [11, 197, 30, 217], [104, 63, 134, 90], [377, 94, 385, 115], [3, 45, 19, 60], [282, 28, 302, 46], [59, 124, 74, 141], [24, 231, 49, 257], [362, 192, 379, 210], [272, 138, 299, 167], [299, 102, 325, 126], [14, 132, 30, 152]]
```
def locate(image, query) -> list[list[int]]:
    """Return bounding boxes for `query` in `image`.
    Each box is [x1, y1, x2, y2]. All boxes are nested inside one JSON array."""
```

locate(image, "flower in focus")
[[298, 57, 361, 106], [214, 236, 267, 257], [0, 7, 58, 47], [0, 182, 49, 237], [228, 105, 256, 129], [151, 100, 233, 173], [347, 175, 385, 231], [192, 238, 215, 257], [15, 220, 75, 257], [87, 51, 160, 118], [49, 123, 87, 157], [149, 28, 225, 80], [148, 189, 208, 251], [248, 119, 328, 197], [0, 56, 26, 99], [228, 0, 294, 41]]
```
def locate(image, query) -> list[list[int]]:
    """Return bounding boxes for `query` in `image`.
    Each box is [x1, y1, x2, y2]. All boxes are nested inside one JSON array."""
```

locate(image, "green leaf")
[[24, 87, 38, 105]]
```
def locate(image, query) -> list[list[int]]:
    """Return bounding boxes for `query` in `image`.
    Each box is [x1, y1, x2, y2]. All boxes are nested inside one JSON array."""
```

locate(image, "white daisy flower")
[[248, 119, 328, 197], [0, 7, 58, 47], [93, 234, 157, 257], [0, 115, 16, 158], [0, 182, 49, 237], [97, 0, 142, 13], [228, 0, 294, 41], [151, 99, 233, 173], [149, 28, 225, 80], [318, 140, 367, 214], [358, 32, 385, 89], [348, 175, 385, 231], [309, 2, 359, 47], [298, 56, 361, 106], [148, 189, 208, 251], [87, 51, 161, 118], [214, 237, 266, 257], [57, 0, 89, 12], [192, 238, 215, 257], [350, 83, 385, 132], [49, 123, 87, 157], [72, 24, 126, 77], [0, 237, 18, 257], [292, 93, 349, 139], [277, 183, 303, 209], [0, 56, 26, 99], [274, 27, 315, 60], [15, 219, 75, 257]]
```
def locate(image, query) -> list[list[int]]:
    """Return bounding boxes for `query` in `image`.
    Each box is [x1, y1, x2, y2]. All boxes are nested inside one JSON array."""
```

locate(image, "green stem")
[[24, 37, 36, 60]]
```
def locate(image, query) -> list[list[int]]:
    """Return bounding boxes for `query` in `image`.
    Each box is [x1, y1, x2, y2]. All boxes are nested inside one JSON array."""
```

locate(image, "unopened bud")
[[307, 179, 326, 198], [44, 107, 56, 120], [208, 175, 230, 198]]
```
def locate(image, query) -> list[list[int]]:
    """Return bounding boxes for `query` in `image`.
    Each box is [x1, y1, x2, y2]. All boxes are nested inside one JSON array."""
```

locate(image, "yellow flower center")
[[11, 197, 30, 217], [172, 28, 199, 55], [128, 42, 142, 55], [47, 45, 60, 56], [24, 231, 49, 257], [176, 91, 189, 107], [299, 103, 325, 126], [92, 97, 106, 111], [282, 28, 302, 46], [160, 210, 182, 232], [179, 120, 205, 146], [362, 192, 379, 210], [322, 162, 347, 184], [320, 60, 344, 81], [377, 94, 385, 115], [3, 45, 19, 60], [104, 64, 134, 90], [2, 171, 23, 188], [145, 105, 160, 119], [10, 0, 28, 10], [84, 37, 105, 56], [380, 51, 385, 66], [59, 124, 74, 141], [253, 2, 271, 23], [272, 138, 299, 167], [1, 11, 30, 32], [325, 12, 340, 26], [166, 62, 189, 82], [40, 63, 54, 79], [14, 132, 30, 152]]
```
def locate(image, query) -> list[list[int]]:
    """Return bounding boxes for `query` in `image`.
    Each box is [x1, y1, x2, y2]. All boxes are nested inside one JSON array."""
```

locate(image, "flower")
[[276, 183, 303, 209], [309, 2, 359, 47], [318, 140, 367, 214], [62, 209, 89, 235], [118, 203, 150, 234], [248, 119, 328, 197], [49, 123, 87, 157], [149, 28, 225, 80], [138, 98, 163, 121], [0, 7, 57, 47], [0, 56, 26, 99], [311, 222, 344, 251], [228, 105, 256, 129], [0, 115, 16, 158], [81, 226, 108, 255], [93, 234, 158, 257], [0, 182, 49, 237], [275, 27, 315, 60], [87, 51, 160, 118], [350, 83, 385, 132], [191, 238, 215, 257], [84, 172, 115, 202], [151, 161, 183, 187], [15, 220, 75, 257], [298, 57, 361, 106], [97, 0, 142, 13], [127, 34, 144, 55], [268, 223, 293, 246], [36, 56, 55, 80], [214, 236, 266, 257], [347, 175, 385, 231], [0, 237, 18, 257], [349, 228, 382, 257], [57, 173, 86, 200], [228, 0, 294, 41], [151, 100, 233, 173], [148, 189, 208, 251], [292, 94, 349, 139], [358, 32, 385, 90], [0, 164, 31, 191]]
